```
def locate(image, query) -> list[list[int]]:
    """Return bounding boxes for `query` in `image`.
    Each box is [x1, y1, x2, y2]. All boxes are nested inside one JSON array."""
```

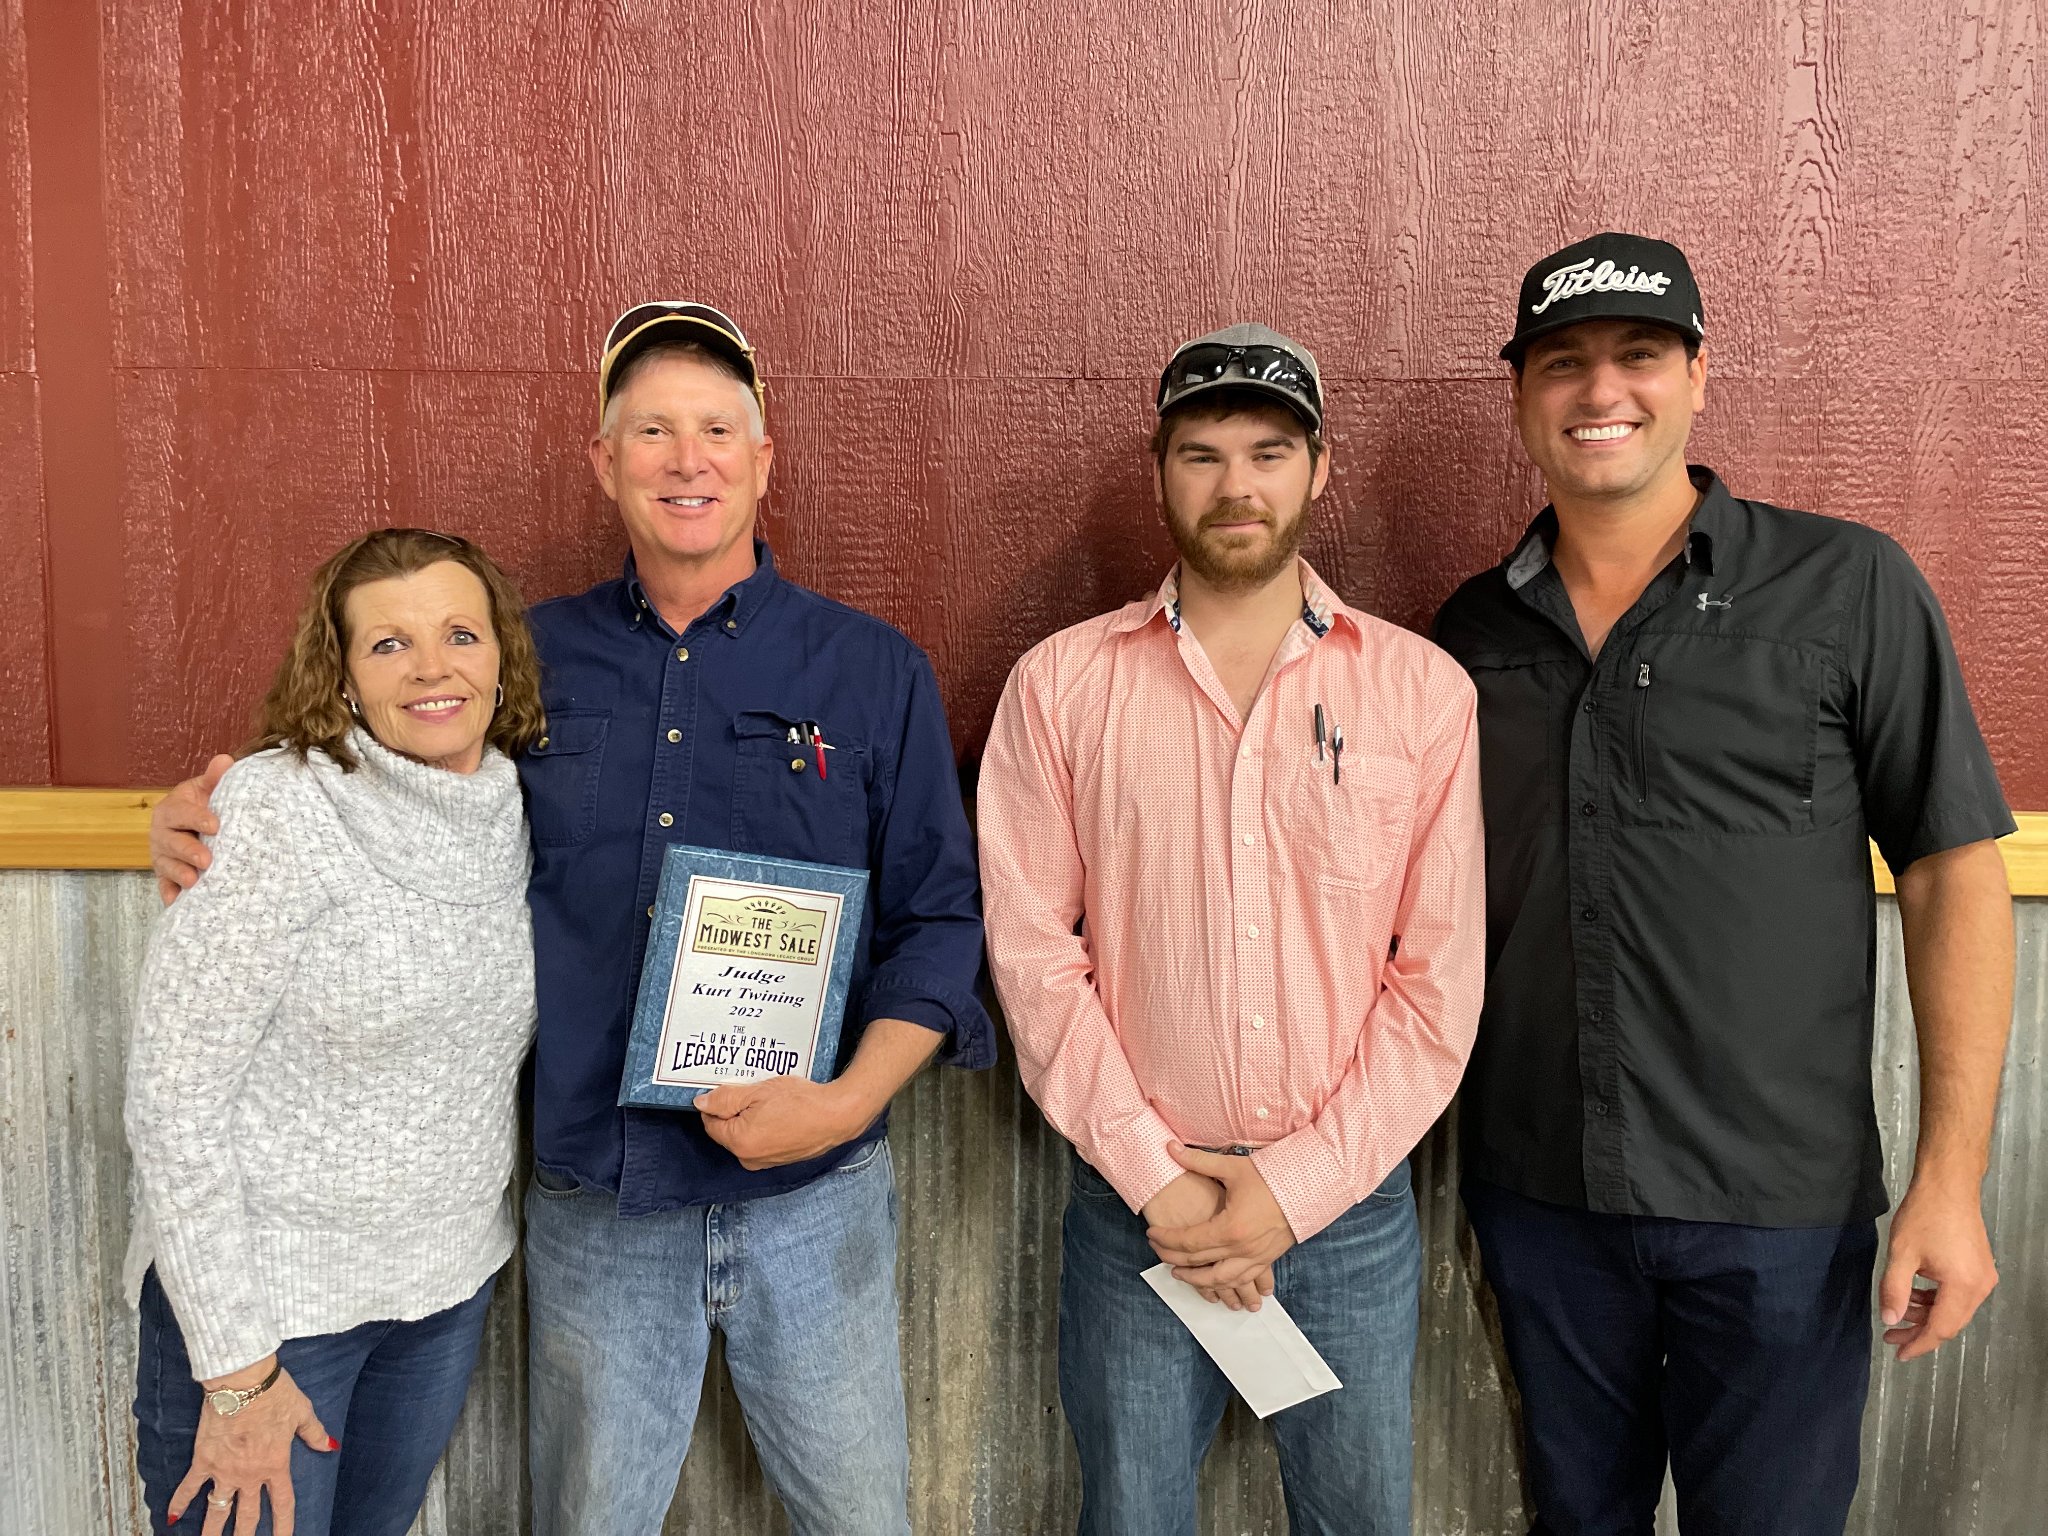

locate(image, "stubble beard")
[[1169, 494, 1313, 594]]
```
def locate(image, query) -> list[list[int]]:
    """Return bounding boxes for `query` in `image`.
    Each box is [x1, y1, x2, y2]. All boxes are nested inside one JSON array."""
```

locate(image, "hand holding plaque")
[[619, 845, 869, 1109]]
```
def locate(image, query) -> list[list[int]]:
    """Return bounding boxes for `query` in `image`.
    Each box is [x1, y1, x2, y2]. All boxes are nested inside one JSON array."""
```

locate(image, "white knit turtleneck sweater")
[[123, 729, 535, 1379]]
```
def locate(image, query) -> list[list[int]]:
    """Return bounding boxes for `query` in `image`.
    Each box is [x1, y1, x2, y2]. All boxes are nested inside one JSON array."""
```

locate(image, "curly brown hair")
[[247, 528, 547, 772]]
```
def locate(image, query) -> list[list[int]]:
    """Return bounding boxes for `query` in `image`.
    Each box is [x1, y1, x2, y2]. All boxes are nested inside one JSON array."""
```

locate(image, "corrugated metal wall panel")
[[3, 873, 2043, 1534], [0, 872, 158, 1533]]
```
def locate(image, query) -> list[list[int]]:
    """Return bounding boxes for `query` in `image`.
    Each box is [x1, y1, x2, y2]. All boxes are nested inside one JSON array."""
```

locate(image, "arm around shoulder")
[[149, 752, 235, 902]]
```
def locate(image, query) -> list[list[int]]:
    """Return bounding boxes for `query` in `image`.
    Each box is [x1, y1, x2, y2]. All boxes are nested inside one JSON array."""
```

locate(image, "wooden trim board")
[[0, 791, 2043, 893], [0, 789, 169, 869]]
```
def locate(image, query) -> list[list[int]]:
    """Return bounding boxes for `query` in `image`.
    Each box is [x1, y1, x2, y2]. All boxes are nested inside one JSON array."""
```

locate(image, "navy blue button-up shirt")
[[519, 543, 992, 1215]]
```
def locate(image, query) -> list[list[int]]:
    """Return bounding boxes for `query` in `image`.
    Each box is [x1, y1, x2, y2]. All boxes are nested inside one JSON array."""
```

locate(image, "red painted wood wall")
[[10, 1, 2044, 801]]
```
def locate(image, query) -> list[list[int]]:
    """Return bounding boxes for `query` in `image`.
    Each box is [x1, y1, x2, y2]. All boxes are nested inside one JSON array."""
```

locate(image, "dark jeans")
[[1463, 1180, 1877, 1536], [133, 1267, 495, 1536], [1059, 1153, 1421, 1536]]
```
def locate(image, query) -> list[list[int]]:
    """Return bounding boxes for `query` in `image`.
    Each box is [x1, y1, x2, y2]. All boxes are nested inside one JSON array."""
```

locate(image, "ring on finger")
[[208, 1492, 234, 1509]]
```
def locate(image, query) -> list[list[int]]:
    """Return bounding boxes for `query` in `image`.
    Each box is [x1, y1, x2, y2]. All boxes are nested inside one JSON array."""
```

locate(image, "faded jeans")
[[524, 1137, 909, 1536], [1058, 1153, 1421, 1536]]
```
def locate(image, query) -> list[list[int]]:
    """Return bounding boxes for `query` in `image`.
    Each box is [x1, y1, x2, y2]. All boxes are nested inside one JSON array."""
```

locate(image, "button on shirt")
[[521, 543, 992, 1216], [1433, 467, 2015, 1227], [979, 561, 1485, 1241]]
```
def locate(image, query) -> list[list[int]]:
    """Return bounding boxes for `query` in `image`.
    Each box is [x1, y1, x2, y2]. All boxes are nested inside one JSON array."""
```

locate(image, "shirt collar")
[[1109, 557, 1356, 640], [621, 538, 781, 635], [1503, 464, 1726, 590]]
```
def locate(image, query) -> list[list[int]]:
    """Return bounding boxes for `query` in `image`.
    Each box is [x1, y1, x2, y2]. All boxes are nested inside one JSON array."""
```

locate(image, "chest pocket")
[[730, 711, 871, 869], [522, 712, 609, 849], [1625, 632, 1821, 833], [1466, 653, 1576, 841], [1280, 743, 1416, 893]]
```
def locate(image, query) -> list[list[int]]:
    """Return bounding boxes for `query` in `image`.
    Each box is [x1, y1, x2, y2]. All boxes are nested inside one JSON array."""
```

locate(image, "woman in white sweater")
[[125, 528, 543, 1536]]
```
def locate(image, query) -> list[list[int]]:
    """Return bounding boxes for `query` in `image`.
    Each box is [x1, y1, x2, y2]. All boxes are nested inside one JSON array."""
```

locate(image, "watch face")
[[207, 1388, 242, 1416]]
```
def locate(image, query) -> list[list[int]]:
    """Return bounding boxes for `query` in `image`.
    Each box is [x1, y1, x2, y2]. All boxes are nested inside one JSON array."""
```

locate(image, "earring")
[[342, 691, 362, 722], [495, 684, 504, 708]]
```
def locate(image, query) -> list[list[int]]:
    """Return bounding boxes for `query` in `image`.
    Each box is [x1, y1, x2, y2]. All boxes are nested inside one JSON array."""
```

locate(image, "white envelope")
[[1140, 1264, 1343, 1418]]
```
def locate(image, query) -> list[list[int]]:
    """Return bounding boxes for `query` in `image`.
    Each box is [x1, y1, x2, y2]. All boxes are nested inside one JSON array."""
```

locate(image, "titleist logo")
[[1531, 257, 1672, 315]]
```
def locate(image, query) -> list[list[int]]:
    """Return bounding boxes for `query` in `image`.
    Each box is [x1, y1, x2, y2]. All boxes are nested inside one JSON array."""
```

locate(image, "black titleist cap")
[[1500, 233, 1704, 362]]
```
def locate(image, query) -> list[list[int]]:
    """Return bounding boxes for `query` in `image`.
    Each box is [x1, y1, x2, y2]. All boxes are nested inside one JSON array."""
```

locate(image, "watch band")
[[205, 1359, 282, 1417]]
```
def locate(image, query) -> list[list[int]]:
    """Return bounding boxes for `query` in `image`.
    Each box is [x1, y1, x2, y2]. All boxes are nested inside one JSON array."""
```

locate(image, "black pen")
[[1314, 704, 1327, 763], [1332, 727, 1345, 785]]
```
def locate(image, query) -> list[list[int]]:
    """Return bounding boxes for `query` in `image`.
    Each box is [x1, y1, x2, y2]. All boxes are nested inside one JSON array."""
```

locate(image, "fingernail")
[[168, 1517, 179, 1528], [329, 1435, 341, 1450]]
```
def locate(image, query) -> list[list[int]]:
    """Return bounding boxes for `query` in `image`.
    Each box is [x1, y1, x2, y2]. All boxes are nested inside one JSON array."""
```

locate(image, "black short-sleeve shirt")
[[1433, 466, 2013, 1226]]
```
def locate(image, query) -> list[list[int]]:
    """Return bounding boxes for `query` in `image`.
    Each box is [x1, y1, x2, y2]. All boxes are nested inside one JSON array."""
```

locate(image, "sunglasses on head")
[[1157, 343, 1321, 417]]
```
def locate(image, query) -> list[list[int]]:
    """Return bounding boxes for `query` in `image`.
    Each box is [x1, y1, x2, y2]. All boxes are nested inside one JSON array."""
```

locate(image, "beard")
[[1166, 493, 1313, 594]]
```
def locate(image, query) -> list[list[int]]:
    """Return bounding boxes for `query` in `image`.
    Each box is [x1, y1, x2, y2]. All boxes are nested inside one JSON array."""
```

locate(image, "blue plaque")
[[619, 844, 869, 1110]]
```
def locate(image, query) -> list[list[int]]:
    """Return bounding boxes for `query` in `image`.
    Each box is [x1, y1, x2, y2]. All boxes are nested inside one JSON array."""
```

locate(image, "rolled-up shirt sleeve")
[[858, 648, 995, 1069], [978, 650, 1186, 1214], [1251, 679, 1486, 1240]]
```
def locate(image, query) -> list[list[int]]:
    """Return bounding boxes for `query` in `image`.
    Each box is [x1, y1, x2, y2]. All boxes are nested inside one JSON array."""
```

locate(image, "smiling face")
[[1512, 319, 1706, 506], [588, 351, 774, 581], [340, 561, 500, 774], [1155, 403, 1330, 594]]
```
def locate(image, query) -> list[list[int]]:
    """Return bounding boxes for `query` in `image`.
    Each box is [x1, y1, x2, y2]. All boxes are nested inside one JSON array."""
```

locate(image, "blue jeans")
[[132, 1267, 495, 1536], [1059, 1153, 1421, 1536], [524, 1136, 909, 1536], [1463, 1180, 1877, 1536]]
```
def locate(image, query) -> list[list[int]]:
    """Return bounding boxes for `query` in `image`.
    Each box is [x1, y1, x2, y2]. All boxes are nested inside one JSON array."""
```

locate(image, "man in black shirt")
[[1434, 232, 2016, 1533]]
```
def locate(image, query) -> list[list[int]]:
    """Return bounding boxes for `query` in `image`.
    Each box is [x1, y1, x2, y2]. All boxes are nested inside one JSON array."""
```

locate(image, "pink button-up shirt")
[[979, 561, 1484, 1240]]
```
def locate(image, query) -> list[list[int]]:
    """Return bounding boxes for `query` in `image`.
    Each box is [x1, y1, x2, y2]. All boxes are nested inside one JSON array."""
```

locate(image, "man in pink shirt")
[[978, 324, 1485, 1536]]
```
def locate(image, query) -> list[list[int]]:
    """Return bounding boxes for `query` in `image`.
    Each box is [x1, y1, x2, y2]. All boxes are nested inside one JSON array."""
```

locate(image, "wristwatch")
[[206, 1359, 282, 1417]]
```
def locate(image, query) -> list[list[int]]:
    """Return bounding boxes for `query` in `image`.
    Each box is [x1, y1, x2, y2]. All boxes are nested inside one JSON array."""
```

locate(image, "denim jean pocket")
[[531, 1164, 583, 1200], [1366, 1157, 1413, 1205], [829, 1137, 890, 1178], [1068, 1153, 1123, 1202]]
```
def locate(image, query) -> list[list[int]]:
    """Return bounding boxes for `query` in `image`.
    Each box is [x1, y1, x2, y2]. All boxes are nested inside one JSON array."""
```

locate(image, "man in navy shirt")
[[151, 301, 993, 1536]]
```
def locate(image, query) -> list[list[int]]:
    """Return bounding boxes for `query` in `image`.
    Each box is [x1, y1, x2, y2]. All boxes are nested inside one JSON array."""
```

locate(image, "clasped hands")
[[1142, 1143, 1297, 1313]]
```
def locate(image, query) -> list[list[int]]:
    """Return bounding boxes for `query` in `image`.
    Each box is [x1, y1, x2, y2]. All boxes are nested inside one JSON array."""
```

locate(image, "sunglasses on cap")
[[1156, 343, 1322, 421]]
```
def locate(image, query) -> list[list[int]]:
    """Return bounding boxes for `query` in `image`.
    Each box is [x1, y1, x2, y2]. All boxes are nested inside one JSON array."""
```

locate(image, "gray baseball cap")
[[1155, 322, 1323, 434]]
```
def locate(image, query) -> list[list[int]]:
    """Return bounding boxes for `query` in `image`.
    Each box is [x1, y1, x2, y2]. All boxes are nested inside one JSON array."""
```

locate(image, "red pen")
[[809, 722, 828, 780]]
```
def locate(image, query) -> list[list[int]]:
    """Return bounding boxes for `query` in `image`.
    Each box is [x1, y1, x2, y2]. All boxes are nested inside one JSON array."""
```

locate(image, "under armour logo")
[[1696, 591, 1733, 612]]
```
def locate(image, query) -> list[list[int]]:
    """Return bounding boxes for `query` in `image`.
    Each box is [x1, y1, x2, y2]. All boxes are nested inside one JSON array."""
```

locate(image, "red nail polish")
[[168, 1517, 179, 1528], [329, 1435, 341, 1450]]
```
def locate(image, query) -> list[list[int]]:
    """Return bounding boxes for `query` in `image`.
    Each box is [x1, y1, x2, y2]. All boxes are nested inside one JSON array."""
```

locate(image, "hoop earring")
[[495, 684, 504, 708], [342, 691, 362, 722]]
